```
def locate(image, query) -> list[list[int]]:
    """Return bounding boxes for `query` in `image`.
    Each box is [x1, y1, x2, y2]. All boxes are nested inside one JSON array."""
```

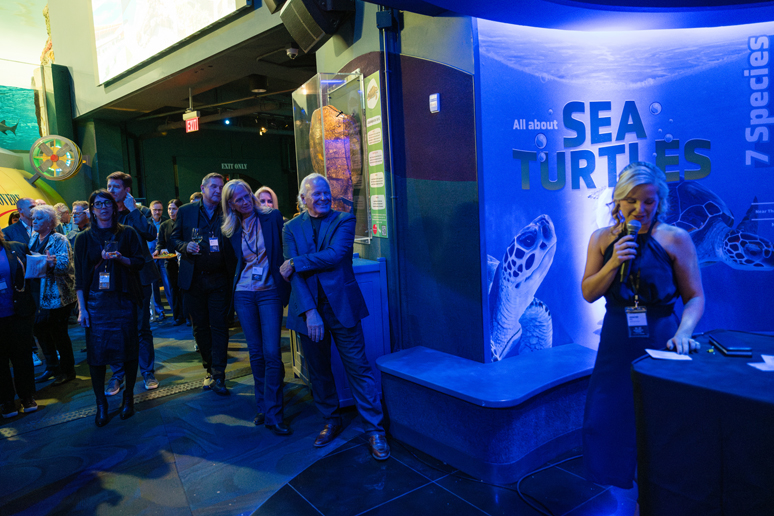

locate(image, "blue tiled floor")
[[2, 318, 636, 516]]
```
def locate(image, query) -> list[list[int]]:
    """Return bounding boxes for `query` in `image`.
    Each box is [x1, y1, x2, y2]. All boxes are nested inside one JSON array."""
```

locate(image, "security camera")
[[286, 43, 299, 60]]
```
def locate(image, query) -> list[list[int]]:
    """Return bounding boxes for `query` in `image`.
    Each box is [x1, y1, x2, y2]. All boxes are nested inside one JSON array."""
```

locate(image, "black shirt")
[[193, 202, 227, 274]]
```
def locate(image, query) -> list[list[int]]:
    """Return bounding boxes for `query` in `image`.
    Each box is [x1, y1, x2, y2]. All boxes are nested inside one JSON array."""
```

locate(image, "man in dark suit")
[[106, 172, 161, 393], [170, 173, 235, 396], [2, 198, 35, 245], [281, 173, 389, 461]]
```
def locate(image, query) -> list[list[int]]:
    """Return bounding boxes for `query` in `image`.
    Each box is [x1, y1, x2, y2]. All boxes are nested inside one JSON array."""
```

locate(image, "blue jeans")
[[111, 283, 154, 378], [234, 289, 284, 425], [153, 260, 173, 316], [299, 298, 385, 436]]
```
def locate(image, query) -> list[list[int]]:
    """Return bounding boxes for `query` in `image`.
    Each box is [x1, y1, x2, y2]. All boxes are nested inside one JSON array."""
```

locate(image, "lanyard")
[[242, 213, 261, 257], [625, 221, 656, 306], [199, 204, 221, 236]]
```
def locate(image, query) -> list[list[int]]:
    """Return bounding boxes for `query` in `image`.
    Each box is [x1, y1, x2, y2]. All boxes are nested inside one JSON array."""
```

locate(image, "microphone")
[[619, 219, 642, 283]]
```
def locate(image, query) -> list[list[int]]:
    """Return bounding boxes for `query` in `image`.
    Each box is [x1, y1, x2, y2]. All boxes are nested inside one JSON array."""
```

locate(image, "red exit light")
[[185, 117, 199, 133]]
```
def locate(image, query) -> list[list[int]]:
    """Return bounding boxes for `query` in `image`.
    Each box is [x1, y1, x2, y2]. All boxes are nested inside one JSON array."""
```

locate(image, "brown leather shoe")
[[313, 423, 342, 447], [368, 434, 390, 461]]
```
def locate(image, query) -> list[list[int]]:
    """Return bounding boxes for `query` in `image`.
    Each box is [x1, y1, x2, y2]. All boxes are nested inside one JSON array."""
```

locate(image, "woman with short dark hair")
[[75, 190, 145, 426]]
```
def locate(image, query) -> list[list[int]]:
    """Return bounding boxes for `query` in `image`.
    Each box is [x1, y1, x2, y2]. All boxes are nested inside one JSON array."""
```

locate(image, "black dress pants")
[[185, 271, 230, 379], [0, 314, 35, 403]]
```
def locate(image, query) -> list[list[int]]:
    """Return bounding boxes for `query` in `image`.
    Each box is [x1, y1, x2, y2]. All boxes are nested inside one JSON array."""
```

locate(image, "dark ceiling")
[[91, 24, 317, 128]]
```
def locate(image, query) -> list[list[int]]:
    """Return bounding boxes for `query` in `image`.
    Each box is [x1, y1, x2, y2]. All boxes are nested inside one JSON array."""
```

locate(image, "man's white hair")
[[297, 173, 330, 209]]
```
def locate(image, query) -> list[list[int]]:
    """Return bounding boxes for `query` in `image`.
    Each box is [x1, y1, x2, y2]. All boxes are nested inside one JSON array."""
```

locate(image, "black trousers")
[[185, 271, 231, 379], [34, 303, 76, 375], [0, 314, 35, 403]]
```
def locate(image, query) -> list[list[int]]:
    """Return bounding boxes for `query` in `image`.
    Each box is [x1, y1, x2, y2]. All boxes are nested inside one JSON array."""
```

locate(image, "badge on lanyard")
[[625, 306, 649, 338], [0, 279, 8, 292], [99, 272, 110, 290], [209, 236, 219, 252], [252, 266, 265, 281]]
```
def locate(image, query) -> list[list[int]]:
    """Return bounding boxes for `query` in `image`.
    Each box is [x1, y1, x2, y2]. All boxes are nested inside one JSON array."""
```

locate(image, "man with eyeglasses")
[[170, 173, 236, 396], [105, 172, 161, 393], [66, 201, 90, 248]]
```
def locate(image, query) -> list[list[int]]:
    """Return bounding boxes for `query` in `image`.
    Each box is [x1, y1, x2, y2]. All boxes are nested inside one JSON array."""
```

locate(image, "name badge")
[[252, 266, 264, 281], [0, 279, 8, 292], [99, 272, 110, 290], [209, 238, 219, 252], [625, 306, 649, 338]]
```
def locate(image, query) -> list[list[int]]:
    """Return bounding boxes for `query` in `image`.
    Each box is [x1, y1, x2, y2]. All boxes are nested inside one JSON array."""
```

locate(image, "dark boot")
[[120, 391, 135, 420], [95, 399, 109, 427]]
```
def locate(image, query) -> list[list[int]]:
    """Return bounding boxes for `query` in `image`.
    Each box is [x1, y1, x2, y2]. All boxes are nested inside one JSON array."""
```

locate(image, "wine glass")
[[191, 228, 203, 255]]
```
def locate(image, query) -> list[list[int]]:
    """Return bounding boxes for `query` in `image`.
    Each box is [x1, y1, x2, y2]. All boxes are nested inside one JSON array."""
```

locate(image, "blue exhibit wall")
[[477, 19, 774, 359]]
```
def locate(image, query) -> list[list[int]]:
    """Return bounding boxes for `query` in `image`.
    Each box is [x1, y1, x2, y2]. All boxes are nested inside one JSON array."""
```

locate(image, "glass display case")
[[292, 72, 370, 243]]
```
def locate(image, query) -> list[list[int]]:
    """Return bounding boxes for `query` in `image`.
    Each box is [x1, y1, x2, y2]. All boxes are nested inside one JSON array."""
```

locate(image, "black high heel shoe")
[[120, 393, 135, 420], [95, 400, 109, 427]]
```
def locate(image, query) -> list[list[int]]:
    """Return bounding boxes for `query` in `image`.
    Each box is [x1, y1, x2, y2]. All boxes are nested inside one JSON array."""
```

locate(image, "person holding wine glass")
[[170, 173, 236, 395], [74, 190, 145, 427]]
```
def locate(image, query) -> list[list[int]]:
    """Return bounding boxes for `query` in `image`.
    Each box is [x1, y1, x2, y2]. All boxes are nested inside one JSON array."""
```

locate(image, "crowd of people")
[[0, 171, 390, 461]]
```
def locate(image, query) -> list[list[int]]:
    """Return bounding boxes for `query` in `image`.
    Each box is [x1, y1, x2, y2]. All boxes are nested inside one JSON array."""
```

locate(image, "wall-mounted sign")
[[364, 72, 388, 239], [221, 163, 247, 170], [185, 117, 199, 133], [27, 135, 82, 186]]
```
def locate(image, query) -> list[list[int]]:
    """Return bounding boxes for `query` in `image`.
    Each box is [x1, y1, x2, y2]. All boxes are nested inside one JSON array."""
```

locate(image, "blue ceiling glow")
[[366, 0, 774, 30]]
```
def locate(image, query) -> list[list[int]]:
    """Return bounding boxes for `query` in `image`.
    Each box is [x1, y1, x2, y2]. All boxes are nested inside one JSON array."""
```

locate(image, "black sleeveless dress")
[[583, 223, 680, 489]]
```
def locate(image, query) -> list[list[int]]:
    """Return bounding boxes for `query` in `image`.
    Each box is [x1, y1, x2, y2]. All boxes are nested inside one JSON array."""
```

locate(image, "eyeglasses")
[[93, 201, 112, 208]]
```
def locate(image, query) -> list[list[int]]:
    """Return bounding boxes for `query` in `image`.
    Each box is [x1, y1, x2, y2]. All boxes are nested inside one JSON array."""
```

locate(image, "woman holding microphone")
[[581, 162, 705, 492]]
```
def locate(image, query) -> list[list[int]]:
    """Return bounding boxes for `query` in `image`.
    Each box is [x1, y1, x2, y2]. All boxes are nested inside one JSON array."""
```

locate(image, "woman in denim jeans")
[[221, 180, 291, 435]]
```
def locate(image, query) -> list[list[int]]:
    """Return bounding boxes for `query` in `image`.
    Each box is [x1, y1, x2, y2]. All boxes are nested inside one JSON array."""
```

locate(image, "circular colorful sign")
[[28, 135, 83, 185]]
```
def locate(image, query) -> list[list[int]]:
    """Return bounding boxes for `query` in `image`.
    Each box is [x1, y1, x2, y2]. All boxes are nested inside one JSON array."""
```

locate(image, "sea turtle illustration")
[[666, 180, 774, 270], [487, 214, 557, 361]]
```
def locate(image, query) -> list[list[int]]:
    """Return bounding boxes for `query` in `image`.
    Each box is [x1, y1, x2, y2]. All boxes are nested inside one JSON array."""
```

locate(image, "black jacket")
[[2, 240, 36, 317], [169, 202, 236, 290]]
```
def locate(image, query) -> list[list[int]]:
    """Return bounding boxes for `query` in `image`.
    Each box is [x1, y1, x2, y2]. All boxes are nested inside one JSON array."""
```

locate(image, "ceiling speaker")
[[280, 0, 354, 54]]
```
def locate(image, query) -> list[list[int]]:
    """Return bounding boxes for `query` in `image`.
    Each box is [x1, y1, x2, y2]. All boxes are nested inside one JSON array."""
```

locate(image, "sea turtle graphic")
[[487, 214, 557, 361], [666, 180, 774, 270]]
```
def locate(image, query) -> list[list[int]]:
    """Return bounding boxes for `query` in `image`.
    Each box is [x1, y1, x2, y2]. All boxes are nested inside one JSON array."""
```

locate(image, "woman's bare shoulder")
[[590, 225, 618, 252]]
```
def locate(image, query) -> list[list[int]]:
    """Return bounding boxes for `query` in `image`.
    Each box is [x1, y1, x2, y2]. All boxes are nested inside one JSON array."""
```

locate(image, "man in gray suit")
[[2, 198, 34, 244], [281, 173, 389, 460]]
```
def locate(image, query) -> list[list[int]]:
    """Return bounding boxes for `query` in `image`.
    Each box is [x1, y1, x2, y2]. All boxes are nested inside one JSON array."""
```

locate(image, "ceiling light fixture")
[[249, 74, 269, 94]]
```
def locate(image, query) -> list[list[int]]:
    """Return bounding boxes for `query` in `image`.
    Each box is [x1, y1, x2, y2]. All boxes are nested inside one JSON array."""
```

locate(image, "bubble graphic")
[[548, 109, 553, 116], [649, 102, 662, 115], [540, 73, 549, 83], [652, 152, 658, 158], [535, 133, 547, 149], [668, 119, 673, 124], [658, 128, 663, 134], [538, 152, 547, 163], [664, 134, 673, 143]]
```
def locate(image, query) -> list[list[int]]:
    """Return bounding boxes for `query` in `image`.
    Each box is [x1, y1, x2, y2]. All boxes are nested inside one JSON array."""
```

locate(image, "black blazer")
[[2, 240, 36, 317], [228, 208, 290, 307], [169, 202, 236, 290], [156, 219, 178, 272], [2, 220, 32, 246]]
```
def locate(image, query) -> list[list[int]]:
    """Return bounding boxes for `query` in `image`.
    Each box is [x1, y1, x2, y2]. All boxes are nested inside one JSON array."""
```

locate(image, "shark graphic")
[[0, 120, 19, 135]]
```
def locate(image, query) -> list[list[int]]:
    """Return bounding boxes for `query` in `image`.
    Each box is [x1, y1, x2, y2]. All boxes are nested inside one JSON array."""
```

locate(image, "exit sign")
[[185, 117, 199, 133]]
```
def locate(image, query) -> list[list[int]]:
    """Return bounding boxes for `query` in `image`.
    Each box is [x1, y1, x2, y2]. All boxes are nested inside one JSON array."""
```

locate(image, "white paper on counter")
[[645, 349, 693, 361], [748, 362, 774, 371]]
